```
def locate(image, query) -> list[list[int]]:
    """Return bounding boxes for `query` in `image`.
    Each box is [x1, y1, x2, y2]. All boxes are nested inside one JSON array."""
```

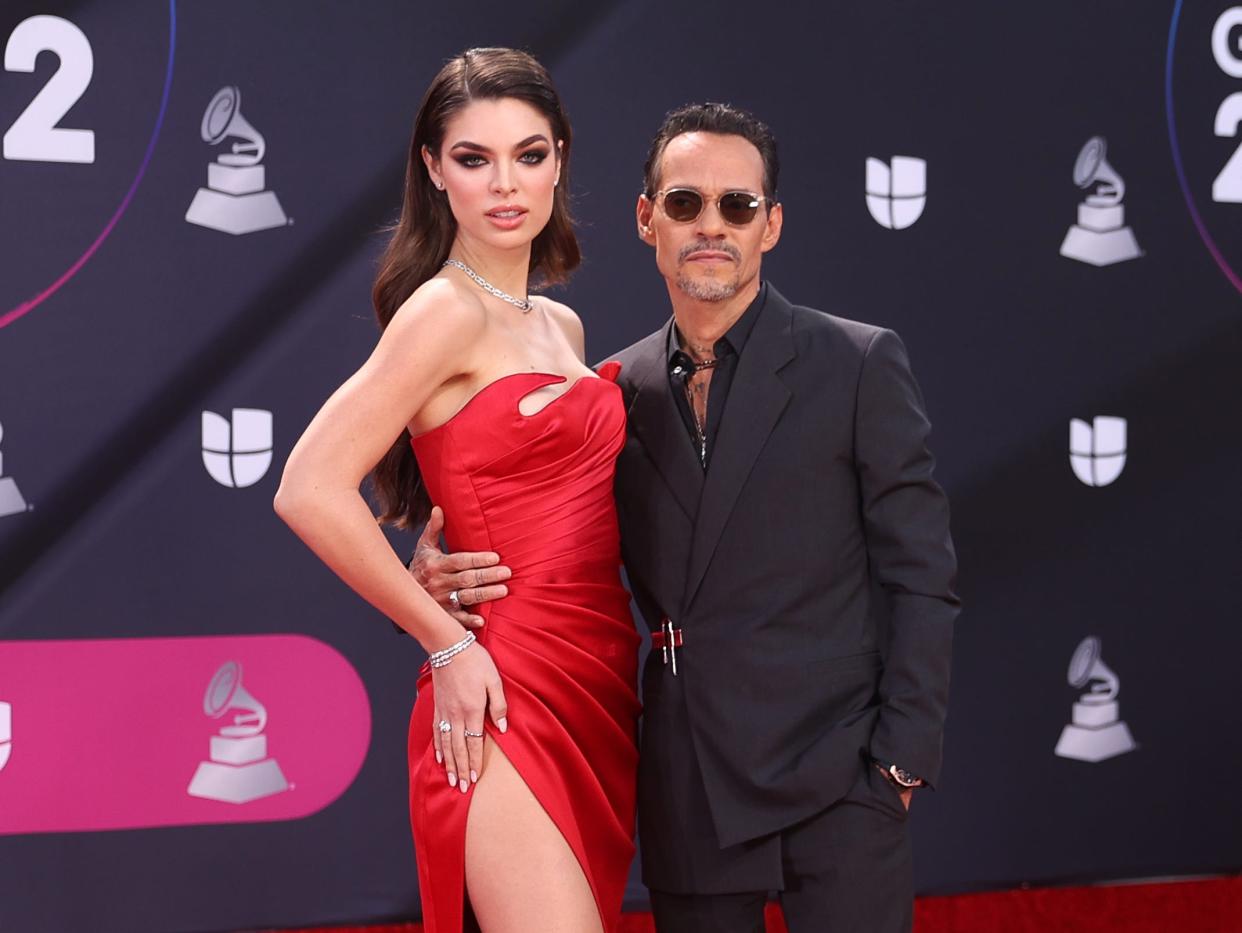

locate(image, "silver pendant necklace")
[[683, 368, 713, 467], [442, 258, 533, 312]]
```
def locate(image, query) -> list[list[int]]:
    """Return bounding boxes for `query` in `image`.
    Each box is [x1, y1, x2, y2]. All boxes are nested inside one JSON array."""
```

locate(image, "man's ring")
[[463, 729, 484, 738], [438, 720, 452, 734], [448, 590, 461, 611]]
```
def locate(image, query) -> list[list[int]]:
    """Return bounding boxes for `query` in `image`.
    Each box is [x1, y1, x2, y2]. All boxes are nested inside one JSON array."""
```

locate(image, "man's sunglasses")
[[652, 188, 773, 226]]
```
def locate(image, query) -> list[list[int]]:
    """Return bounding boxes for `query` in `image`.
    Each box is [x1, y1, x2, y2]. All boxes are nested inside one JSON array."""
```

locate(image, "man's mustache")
[[677, 240, 741, 263]]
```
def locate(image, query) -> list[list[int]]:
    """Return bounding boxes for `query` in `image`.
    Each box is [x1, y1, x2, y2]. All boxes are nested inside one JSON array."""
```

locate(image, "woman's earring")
[[435, 180, 444, 190]]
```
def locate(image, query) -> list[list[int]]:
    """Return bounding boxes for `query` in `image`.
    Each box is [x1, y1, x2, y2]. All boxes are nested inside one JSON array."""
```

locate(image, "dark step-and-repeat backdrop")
[[0, 2, 1239, 931]]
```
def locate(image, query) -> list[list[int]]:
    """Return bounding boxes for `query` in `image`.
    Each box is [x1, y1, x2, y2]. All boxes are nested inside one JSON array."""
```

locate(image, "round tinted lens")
[[719, 192, 761, 225], [663, 190, 703, 222]]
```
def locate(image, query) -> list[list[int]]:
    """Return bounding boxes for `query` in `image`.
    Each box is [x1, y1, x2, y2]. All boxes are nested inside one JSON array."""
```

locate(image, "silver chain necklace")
[[442, 259, 533, 312]]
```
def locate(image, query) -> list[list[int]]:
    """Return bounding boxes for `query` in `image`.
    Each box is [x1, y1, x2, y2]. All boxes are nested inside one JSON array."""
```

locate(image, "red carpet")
[[266, 874, 1242, 933]]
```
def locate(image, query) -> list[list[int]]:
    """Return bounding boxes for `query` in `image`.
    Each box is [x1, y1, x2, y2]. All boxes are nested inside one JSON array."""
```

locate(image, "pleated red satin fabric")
[[407, 364, 640, 933]]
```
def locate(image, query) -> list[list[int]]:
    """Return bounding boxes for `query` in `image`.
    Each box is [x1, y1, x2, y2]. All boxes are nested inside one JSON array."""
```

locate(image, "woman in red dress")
[[275, 48, 639, 933]]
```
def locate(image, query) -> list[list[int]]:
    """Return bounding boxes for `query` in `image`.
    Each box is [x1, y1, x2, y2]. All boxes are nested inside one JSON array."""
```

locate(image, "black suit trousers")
[[649, 761, 913, 933]]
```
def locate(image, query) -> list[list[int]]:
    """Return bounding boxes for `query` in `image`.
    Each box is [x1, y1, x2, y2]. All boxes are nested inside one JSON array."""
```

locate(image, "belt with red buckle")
[[651, 617, 683, 675]]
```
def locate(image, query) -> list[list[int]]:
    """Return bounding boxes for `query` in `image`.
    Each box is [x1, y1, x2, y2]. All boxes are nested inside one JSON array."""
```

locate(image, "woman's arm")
[[273, 279, 484, 655], [276, 280, 509, 794]]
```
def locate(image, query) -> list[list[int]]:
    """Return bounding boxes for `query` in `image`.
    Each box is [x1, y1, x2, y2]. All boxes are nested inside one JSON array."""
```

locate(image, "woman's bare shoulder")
[[364, 277, 495, 395], [387, 276, 489, 340], [539, 295, 582, 327], [539, 296, 585, 358]]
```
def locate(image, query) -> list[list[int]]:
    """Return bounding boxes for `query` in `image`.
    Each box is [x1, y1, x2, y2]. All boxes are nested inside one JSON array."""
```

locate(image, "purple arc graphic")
[[1166, 0, 1242, 298], [0, 1, 178, 331]]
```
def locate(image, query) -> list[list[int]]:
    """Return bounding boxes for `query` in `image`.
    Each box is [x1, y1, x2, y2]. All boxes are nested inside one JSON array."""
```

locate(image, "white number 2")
[[1213, 93, 1242, 203], [3, 15, 95, 164]]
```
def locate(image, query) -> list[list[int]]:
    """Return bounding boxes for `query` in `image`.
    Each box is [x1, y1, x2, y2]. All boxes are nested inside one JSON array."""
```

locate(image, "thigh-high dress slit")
[[407, 366, 640, 932]]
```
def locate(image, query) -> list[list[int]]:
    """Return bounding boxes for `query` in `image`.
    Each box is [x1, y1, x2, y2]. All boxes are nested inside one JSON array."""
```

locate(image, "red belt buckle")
[[652, 617, 683, 675]]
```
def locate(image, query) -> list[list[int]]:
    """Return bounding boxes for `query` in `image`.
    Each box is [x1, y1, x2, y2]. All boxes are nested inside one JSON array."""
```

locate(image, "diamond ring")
[[438, 720, 452, 734], [448, 590, 461, 611]]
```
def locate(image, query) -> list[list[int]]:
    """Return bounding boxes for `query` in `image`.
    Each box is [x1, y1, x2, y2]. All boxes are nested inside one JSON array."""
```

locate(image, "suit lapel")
[[625, 319, 704, 521], [683, 288, 796, 611]]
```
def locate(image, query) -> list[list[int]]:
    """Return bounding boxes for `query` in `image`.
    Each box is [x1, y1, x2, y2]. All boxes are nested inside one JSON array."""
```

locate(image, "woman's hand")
[[430, 643, 508, 794]]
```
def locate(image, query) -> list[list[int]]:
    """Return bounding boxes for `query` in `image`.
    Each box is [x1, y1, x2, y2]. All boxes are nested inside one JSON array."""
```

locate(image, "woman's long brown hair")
[[370, 48, 580, 529]]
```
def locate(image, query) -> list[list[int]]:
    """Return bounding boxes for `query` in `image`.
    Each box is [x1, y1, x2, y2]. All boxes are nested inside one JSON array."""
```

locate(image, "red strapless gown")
[[407, 365, 640, 933]]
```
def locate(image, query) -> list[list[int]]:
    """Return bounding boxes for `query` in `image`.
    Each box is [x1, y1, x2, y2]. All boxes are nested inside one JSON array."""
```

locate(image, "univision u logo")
[[1069, 416, 1126, 487], [202, 409, 273, 488], [865, 156, 927, 230], [0, 702, 11, 771]]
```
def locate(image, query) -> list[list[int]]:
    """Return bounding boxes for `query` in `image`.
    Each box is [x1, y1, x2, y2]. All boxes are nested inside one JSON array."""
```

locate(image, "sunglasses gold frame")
[[651, 188, 775, 225]]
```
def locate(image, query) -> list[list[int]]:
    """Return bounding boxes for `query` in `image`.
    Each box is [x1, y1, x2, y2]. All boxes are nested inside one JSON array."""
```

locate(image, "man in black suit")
[[413, 102, 958, 932]]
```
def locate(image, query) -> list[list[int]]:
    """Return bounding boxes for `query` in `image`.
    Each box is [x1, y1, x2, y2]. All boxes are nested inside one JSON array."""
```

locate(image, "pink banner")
[[0, 635, 371, 834]]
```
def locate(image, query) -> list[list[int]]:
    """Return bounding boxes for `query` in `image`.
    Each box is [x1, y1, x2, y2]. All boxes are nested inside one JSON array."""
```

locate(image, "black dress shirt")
[[666, 282, 768, 470]]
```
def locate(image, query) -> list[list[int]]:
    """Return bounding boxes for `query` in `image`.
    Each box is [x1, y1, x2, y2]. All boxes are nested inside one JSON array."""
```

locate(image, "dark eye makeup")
[[451, 148, 550, 169]]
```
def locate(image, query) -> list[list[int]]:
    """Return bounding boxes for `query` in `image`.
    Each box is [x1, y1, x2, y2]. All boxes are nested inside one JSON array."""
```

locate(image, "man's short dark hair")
[[642, 102, 779, 201]]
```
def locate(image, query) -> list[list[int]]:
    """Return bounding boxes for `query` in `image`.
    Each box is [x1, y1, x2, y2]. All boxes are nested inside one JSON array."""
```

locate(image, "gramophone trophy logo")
[[1059, 136, 1142, 266], [185, 86, 288, 235], [1054, 636, 1137, 763], [0, 420, 29, 519], [187, 661, 289, 803]]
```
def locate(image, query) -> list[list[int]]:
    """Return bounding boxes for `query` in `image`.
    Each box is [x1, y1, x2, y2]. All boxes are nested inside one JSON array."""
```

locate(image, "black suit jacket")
[[609, 284, 959, 856]]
